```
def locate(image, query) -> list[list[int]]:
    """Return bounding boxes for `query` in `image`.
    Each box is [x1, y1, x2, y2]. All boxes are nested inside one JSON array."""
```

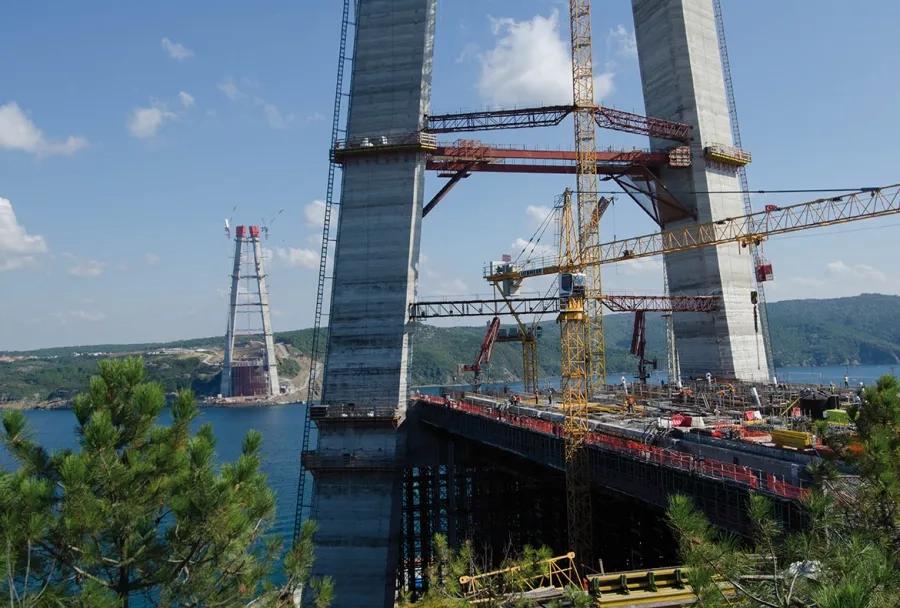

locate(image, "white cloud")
[[127, 103, 176, 139], [418, 254, 472, 297], [71, 310, 106, 322], [612, 257, 663, 275], [767, 259, 898, 301], [608, 25, 637, 58], [304, 200, 326, 228], [142, 252, 161, 267], [0, 102, 88, 157], [824, 260, 886, 282], [526, 205, 552, 226], [511, 237, 553, 260], [217, 79, 243, 101], [178, 91, 195, 108], [161, 38, 194, 61], [476, 10, 615, 106], [218, 79, 297, 130], [53, 309, 106, 325], [262, 102, 295, 129], [0, 198, 48, 272], [271, 247, 318, 269], [63, 252, 106, 278]]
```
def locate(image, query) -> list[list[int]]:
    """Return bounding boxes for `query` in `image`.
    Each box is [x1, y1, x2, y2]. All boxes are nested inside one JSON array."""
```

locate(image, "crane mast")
[[562, 0, 602, 568]]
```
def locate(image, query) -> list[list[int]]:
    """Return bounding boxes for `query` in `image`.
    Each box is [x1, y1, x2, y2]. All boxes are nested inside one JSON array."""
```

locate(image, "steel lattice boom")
[[424, 105, 692, 142], [483, 184, 900, 282], [409, 294, 720, 319]]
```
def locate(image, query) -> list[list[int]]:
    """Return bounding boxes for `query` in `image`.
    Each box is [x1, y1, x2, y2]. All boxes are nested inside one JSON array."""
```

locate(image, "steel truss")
[[409, 295, 720, 319], [590, 184, 900, 265], [425, 105, 692, 142], [487, 184, 900, 280]]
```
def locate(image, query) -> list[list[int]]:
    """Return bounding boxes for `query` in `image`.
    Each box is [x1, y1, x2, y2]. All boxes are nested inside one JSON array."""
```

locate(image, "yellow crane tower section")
[[563, 0, 602, 569]]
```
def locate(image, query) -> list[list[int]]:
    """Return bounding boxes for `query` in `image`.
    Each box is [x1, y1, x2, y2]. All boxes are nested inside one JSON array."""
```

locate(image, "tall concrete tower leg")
[[221, 233, 244, 398], [308, 0, 438, 606], [631, 0, 768, 382], [251, 235, 280, 395]]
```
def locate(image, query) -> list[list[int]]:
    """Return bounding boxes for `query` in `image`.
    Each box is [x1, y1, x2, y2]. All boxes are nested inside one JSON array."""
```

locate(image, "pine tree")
[[666, 374, 900, 608], [0, 357, 331, 607]]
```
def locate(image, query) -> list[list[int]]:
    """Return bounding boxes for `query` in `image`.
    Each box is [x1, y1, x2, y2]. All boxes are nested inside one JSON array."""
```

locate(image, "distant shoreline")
[[1, 399, 302, 412]]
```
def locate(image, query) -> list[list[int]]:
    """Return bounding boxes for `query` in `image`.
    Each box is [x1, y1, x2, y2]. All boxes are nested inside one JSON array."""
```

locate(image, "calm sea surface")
[[2, 364, 898, 540]]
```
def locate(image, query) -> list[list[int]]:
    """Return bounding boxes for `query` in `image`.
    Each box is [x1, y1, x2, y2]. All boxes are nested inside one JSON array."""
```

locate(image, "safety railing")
[[301, 450, 398, 471], [309, 404, 398, 421], [332, 132, 438, 154], [411, 392, 811, 502]]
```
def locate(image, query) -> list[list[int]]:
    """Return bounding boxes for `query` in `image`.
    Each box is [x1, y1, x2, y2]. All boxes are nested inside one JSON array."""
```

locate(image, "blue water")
[[3, 364, 897, 530], [0, 404, 309, 542]]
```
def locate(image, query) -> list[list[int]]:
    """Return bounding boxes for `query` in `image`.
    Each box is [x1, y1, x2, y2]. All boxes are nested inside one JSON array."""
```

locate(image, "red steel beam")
[[598, 295, 720, 313], [431, 145, 669, 164], [427, 161, 645, 176]]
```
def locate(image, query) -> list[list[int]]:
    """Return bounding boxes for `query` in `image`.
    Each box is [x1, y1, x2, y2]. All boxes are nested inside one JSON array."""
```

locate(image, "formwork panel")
[[631, 0, 768, 381], [313, 1, 437, 606]]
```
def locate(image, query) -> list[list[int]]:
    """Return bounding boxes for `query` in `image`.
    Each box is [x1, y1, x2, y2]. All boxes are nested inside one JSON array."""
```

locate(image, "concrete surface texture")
[[313, 0, 437, 606], [251, 236, 280, 395], [632, 0, 769, 382]]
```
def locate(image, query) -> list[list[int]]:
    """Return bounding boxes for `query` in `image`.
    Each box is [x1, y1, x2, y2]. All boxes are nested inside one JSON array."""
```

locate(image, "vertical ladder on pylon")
[[713, 0, 775, 381], [293, 0, 357, 541]]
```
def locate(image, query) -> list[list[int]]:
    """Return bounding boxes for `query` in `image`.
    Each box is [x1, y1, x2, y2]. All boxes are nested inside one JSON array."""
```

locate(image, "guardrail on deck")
[[411, 392, 810, 502]]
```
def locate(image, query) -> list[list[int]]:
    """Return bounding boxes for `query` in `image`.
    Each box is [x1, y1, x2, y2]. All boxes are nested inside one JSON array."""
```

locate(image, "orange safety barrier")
[[411, 393, 803, 500]]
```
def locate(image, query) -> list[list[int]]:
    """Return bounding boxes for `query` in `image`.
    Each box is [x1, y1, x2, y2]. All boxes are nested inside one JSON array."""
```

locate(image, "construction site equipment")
[[459, 552, 583, 605], [771, 428, 814, 450], [485, 184, 900, 282], [558, 0, 606, 569], [630, 311, 657, 385], [458, 317, 501, 388]]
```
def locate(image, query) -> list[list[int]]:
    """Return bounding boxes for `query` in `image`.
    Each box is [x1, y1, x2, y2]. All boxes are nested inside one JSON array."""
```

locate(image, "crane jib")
[[521, 267, 551, 278]]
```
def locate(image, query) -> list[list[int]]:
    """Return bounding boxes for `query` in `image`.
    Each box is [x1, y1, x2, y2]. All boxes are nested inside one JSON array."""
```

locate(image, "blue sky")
[[2, 0, 900, 351]]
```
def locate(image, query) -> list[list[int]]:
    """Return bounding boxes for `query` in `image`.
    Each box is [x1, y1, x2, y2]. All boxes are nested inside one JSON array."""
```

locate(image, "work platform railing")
[[301, 451, 398, 472], [308, 404, 399, 422], [411, 393, 811, 502]]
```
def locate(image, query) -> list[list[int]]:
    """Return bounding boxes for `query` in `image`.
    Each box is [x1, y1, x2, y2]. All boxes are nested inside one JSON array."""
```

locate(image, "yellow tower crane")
[[562, 0, 603, 568], [486, 181, 900, 570]]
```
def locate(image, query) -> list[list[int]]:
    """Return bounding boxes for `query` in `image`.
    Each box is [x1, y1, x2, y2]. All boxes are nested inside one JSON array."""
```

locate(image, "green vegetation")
[[0, 356, 219, 404], [4, 294, 900, 404], [0, 358, 332, 606], [666, 374, 900, 607], [277, 357, 301, 378], [400, 535, 591, 607]]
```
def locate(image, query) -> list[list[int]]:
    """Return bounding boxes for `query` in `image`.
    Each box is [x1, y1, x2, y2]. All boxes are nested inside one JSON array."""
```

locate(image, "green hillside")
[[2, 294, 900, 403]]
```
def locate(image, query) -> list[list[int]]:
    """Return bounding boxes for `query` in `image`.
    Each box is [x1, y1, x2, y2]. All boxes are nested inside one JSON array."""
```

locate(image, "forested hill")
[[3, 293, 900, 399]]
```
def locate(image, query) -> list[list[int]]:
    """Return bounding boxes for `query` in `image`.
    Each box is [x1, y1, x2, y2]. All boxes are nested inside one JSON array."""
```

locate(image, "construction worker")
[[844, 374, 850, 388], [829, 383, 836, 394], [548, 387, 555, 404]]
